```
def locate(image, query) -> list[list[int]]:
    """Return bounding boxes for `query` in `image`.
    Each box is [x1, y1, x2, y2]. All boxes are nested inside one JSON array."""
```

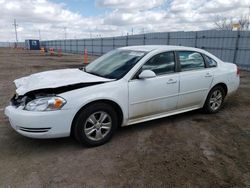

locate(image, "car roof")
[[119, 45, 203, 52]]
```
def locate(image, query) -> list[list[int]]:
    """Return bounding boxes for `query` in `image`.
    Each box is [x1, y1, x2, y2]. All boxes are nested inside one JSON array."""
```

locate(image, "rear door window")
[[178, 51, 205, 71]]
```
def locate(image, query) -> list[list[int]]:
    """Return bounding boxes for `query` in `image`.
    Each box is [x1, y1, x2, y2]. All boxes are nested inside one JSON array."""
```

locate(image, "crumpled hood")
[[14, 68, 113, 95]]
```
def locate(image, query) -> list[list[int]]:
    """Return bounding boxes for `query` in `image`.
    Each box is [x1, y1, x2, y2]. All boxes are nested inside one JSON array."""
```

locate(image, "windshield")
[[85, 49, 147, 79]]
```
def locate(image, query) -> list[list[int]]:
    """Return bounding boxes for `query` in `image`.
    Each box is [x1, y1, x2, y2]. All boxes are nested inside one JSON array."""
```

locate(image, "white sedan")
[[5, 45, 240, 146]]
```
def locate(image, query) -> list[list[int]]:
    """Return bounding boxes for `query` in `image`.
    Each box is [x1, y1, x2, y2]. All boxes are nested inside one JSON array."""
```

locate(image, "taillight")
[[236, 66, 240, 76]]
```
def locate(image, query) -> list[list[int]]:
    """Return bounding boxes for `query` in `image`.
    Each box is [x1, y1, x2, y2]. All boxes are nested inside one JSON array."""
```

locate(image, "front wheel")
[[203, 86, 226, 113], [73, 103, 118, 147]]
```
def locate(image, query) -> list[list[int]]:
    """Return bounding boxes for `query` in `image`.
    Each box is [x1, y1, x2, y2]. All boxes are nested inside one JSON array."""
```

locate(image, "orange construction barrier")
[[49, 48, 54, 56], [58, 49, 62, 57], [84, 48, 88, 64]]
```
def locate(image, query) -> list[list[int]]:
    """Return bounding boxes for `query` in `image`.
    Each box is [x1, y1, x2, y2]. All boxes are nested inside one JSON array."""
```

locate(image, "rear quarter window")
[[204, 55, 217, 68]]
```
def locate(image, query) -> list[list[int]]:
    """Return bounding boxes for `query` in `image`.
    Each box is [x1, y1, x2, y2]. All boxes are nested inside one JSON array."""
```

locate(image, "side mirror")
[[138, 70, 156, 79]]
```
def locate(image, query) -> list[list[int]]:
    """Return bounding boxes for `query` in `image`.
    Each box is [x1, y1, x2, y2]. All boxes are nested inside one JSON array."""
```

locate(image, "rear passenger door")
[[177, 51, 214, 109]]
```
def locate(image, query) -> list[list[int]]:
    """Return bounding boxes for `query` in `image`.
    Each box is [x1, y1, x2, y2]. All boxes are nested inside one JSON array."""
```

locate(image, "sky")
[[0, 0, 249, 42]]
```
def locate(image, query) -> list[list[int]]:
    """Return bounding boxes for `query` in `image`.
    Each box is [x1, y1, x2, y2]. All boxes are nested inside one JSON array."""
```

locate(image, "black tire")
[[73, 102, 118, 147], [203, 86, 226, 114]]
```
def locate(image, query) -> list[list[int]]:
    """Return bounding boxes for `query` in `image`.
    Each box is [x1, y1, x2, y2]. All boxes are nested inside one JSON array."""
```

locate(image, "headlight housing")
[[25, 96, 66, 111]]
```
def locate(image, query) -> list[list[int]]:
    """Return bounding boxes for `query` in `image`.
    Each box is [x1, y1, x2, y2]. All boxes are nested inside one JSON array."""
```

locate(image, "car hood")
[[14, 68, 113, 95]]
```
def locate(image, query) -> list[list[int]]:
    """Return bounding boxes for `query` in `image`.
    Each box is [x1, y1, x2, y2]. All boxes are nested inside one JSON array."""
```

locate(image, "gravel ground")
[[0, 48, 250, 188]]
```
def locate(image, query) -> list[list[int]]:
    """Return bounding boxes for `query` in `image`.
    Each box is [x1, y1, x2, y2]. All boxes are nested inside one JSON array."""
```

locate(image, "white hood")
[[14, 68, 113, 95]]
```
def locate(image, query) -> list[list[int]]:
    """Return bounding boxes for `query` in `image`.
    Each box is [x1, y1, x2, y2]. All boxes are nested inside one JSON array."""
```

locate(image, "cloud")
[[0, 0, 117, 41], [96, 0, 164, 11], [103, 0, 250, 32], [0, 0, 249, 42], [104, 9, 166, 26]]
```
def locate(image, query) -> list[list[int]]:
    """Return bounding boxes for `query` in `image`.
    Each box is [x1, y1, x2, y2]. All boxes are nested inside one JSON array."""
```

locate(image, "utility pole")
[[248, 6, 250, 30], [13, 19, 18, 47], [131, 28, 134, 35], [142, 28, 145, 34], [63, 27, 67, 40]]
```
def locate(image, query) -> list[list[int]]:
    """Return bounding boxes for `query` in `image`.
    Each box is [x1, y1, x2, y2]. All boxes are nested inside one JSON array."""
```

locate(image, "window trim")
[[176, 50, 206, 72], [131, 51, 178, 80]]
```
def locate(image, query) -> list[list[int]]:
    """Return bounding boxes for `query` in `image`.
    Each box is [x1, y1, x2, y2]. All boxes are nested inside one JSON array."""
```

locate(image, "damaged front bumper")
[[4, 105, 75, 139]]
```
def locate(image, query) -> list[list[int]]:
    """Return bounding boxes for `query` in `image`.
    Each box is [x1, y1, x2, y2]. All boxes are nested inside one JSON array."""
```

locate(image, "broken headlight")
[[25, 96, 66, 111]]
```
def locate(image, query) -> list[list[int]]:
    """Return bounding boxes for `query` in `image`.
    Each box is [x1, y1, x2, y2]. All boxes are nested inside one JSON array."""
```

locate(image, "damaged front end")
[[11, 91, 64, 112], [11, 94, 33, 108], [10, 82, 106, 110], [11, 94, 29, 108]]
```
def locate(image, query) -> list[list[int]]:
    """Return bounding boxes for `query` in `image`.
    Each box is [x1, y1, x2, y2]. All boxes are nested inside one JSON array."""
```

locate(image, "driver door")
[[128, 51, 179, 121]]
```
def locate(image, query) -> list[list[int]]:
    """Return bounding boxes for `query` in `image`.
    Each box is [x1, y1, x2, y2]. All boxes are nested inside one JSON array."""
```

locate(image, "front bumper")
[[4, 105, 75, 138]]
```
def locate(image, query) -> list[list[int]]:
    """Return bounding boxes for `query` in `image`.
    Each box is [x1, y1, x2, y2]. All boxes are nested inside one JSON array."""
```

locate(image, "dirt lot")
[[0, 47, 250, 188]]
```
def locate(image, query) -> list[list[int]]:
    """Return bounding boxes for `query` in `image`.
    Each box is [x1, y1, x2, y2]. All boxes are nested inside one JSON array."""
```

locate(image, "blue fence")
[[3, 30, 250, 70]]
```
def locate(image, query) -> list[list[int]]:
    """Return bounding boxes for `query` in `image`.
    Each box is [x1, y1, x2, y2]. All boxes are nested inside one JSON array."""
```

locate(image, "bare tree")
[[214, 16, 233, 30], [238, 15, 250, 30], [214, 15, 249, 31]]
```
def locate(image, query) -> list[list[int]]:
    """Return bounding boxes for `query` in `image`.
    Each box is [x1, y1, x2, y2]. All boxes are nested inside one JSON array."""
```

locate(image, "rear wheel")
[[203, 86, 226, 113], [73, 103, 118, 147]]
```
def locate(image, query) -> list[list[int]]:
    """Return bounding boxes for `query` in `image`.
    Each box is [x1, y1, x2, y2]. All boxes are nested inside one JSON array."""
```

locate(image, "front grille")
[[17, 126, 51, 133]]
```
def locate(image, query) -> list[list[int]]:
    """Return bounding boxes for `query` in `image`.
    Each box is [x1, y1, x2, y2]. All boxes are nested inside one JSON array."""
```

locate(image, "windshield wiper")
[[79, 67, 113, 79], [87, 71, 103, 77]]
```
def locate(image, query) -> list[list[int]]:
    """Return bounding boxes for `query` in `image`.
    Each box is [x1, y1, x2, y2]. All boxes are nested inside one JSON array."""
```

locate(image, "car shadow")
[[2, 108, 221, 151]]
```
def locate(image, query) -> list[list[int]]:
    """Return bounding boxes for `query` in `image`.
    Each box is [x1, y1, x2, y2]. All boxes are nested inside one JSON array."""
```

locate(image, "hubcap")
[[84, 111, 112, 141], [209, 90, 223, 111]]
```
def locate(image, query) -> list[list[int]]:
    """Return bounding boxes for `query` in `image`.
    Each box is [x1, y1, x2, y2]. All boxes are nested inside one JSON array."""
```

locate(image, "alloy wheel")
[[209, 89, 223, 111], [84, 111, 112, 141]]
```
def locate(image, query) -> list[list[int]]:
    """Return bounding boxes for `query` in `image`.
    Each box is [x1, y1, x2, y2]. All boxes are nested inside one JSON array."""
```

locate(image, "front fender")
[[59, 79, 129, 126]]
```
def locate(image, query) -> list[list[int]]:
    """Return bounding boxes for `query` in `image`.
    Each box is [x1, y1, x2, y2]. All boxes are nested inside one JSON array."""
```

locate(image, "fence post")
[[76, 40, 78, 54], [101, 38, 103, 55], [70, 40, 72, 53], [195, 31, 198, 48], [83, 39, 86, 53], [112, 37, 115, 49], [233, 30, 240, 64], [64, 39, 67, 53], [143, 34, 146, 45], [91, 38, 94, 56], [167, 32, 170, 45], [126, 34, 128, 46]]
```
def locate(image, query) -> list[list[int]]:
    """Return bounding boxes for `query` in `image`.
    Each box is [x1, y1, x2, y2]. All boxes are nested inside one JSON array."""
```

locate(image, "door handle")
[[205, 73, 212, 78], [167, 79, 177, 84]]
